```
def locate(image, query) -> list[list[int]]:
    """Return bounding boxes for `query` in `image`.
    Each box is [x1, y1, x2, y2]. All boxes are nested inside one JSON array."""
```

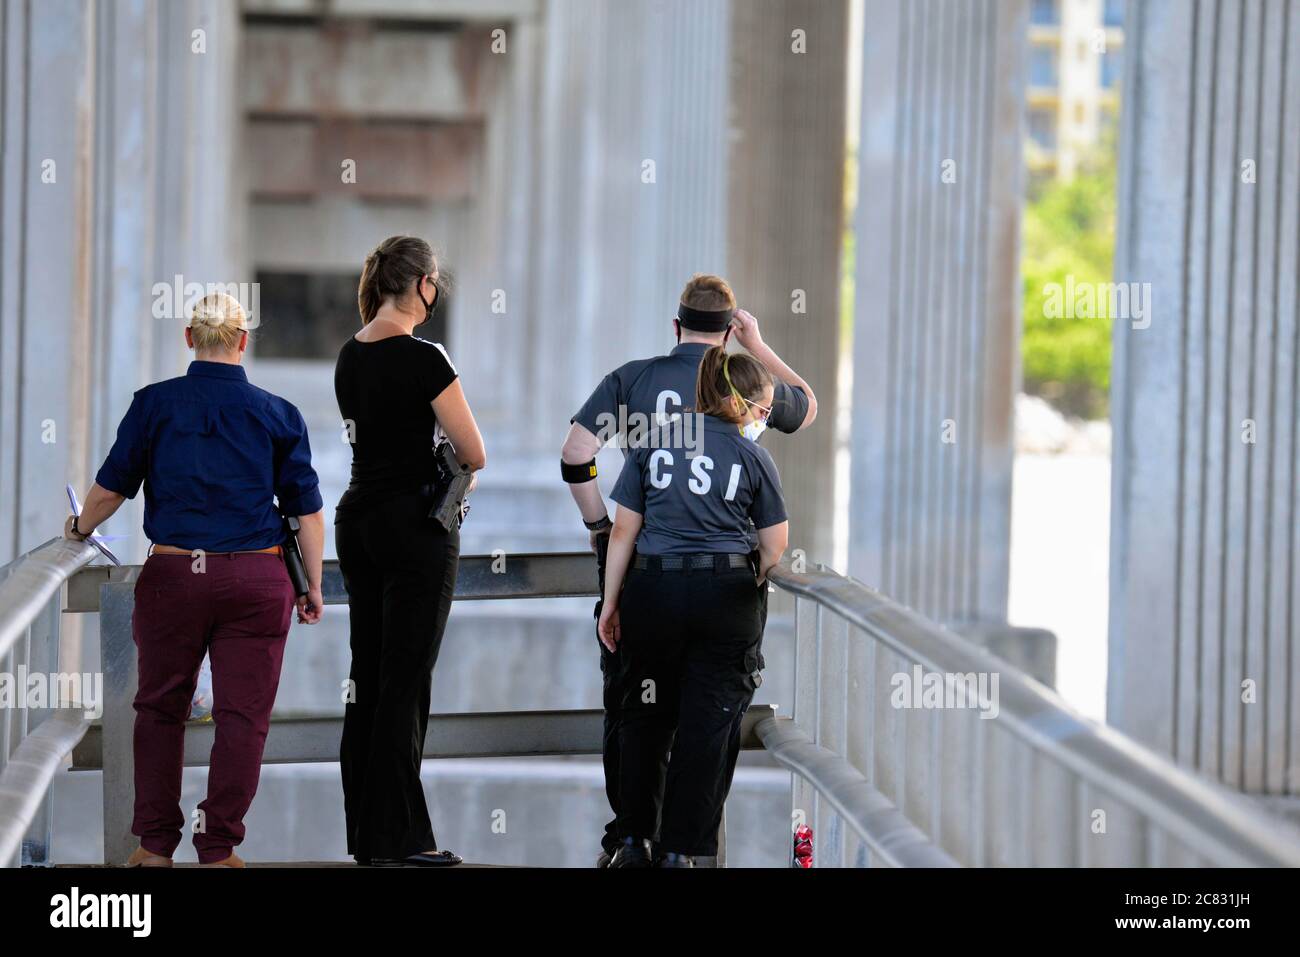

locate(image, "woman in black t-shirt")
[[334, 235, 486, 867]]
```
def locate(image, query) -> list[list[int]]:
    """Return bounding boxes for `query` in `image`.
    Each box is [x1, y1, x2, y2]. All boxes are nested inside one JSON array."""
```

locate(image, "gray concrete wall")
[[727, 0, 849, 568], [849, 0, 1027, 626], [1110, 0, 1300, 797], [0, 0, 244, 568], [1, 0, 99, 564]]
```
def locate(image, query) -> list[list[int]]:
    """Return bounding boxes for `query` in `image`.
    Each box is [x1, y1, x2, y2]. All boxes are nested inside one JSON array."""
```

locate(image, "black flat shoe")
[[370, 849, 463, 867], [657, 852, 694, 868], [608, 837, 653, 868]]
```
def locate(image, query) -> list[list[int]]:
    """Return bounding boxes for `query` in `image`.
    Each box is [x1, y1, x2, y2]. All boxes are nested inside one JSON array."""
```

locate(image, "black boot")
[[657, 852, 694, 868], [609, 837, 654, 868]]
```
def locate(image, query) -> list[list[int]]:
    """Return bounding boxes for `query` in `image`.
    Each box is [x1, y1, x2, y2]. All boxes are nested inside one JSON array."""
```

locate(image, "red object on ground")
[[793, 824, 814, 868]]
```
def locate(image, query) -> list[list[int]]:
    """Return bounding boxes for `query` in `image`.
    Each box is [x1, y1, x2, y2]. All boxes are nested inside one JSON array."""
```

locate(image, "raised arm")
[[730, 309, 818, 430]]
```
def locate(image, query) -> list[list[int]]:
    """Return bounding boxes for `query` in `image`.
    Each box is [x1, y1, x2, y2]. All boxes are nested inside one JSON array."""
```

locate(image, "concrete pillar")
[[523, 0, 732, 433], [0, 0, 244, 568], [849, 0, 1027, 626], [726, 0, 849, 568], [149, 0, 246, 391], [0, 0, 97, 563], [1110, 0, 1300, 798], [452, 0, 734, 553]]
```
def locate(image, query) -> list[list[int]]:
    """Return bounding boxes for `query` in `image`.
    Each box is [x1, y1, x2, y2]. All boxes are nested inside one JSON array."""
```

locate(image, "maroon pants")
[[131, 552, 293, 863]]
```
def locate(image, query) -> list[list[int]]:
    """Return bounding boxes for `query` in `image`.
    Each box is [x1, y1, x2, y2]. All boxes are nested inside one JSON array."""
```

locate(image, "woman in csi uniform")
[[597, 346, 789, 867], [335, 235, 486, 867], [65, 292, 326, 868]]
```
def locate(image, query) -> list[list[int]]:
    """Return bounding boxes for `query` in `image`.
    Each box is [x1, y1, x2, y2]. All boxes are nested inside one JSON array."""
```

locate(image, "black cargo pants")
[[614, 555, 765, 857]]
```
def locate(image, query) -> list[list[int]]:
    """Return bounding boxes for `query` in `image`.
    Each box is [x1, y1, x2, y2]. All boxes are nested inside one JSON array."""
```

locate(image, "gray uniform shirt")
[[610, 415, 787, 555], [570, 341, 808, 444]]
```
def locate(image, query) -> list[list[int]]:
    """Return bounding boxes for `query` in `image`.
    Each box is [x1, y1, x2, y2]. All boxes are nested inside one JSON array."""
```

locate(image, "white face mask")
[[740, 419, 767, 443]]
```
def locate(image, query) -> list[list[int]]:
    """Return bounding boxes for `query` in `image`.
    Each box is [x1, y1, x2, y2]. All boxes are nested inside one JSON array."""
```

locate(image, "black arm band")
[[561, 458, 599, 484]]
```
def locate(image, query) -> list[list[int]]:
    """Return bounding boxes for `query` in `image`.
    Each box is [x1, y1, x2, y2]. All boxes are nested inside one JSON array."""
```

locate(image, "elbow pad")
[[561, 458, 598, 484]]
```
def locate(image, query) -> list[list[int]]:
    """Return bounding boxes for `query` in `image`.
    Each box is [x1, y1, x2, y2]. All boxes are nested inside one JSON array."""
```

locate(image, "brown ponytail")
[[357, 235, 442, 325], [695, 346, 772, 424]]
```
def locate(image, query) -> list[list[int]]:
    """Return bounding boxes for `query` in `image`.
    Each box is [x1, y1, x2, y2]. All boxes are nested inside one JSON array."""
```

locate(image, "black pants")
[[600, 559, 768, 854], [336, 492, 459, 861], [615, 559, 764, 857]]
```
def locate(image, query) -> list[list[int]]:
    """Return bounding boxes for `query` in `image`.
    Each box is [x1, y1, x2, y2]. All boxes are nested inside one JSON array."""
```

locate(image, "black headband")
[[677, 303, 733, 332]]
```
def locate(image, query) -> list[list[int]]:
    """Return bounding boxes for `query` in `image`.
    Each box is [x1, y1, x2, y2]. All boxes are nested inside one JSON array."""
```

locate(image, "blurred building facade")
[[1025, 0, 1124, 183]]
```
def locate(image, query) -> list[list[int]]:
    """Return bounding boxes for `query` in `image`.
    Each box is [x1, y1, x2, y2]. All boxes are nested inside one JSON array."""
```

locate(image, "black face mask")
[[416, 276, 438, 326]]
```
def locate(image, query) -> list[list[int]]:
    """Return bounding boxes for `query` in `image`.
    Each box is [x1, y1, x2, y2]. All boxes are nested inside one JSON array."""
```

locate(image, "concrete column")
[[726, 0, 849, 569], [88, 0, 160, 568], [453, 0, 733, 553], [1110, 0, 1300, 798], [149, 0, 246, 389], [0, 0, 97, 563], [525, 0, 731, 453], [849, 0, 1027, 626]]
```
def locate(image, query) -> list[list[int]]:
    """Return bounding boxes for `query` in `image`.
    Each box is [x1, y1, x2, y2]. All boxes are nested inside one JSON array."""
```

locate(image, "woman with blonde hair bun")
[[64, 290, 326, 868]]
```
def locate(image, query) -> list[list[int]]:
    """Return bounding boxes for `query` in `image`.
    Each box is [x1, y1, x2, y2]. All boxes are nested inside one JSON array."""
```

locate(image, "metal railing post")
[[20, 596, 61, 866], [99, 581, 138, 866], [790, 595, 818, 862]]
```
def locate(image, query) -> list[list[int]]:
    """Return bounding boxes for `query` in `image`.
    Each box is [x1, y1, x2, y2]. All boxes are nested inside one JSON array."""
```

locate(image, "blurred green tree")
[[1021, 137, 1117, 419]]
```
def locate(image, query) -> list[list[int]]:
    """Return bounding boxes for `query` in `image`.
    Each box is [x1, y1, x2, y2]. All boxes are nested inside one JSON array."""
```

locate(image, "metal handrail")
[[0, 537, 98, 866], [0, 710, 89, 865], [0, 538, 94, 660], [767, 561, 1300, 867], [754, 714, 958, 867], [34, 547, 1300, 867]]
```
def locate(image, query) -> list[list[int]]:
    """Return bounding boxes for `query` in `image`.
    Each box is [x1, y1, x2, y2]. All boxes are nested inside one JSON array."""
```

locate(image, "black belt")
[[633, 553, 751, 573]]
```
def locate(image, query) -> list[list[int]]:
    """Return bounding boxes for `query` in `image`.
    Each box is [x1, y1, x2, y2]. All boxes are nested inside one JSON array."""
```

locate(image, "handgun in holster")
[[593, 528, 610, 621], [283, 516, 309, 598], [429, 441, 473, 532]]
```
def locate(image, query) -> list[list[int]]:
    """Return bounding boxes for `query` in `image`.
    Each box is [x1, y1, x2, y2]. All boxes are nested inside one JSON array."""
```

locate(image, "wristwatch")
[[70, 515, 88, 541], [584, 515, 613, 532]]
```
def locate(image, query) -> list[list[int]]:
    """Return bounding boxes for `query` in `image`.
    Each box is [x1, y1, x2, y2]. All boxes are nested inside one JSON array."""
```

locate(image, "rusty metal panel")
[[243, 22, 492, 120], [247, 117, 482, 200]]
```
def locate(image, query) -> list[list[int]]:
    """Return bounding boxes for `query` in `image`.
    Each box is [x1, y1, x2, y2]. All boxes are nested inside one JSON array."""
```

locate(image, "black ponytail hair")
[[357, 235, 444, 325]]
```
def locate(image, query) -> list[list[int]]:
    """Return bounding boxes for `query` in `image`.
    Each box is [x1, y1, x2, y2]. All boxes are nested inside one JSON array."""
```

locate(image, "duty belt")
[[633, 553, 751, 572]]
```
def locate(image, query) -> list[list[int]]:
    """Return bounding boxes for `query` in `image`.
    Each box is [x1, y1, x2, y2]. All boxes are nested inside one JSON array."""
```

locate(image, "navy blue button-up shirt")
[[95, 361, 323, 552]]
